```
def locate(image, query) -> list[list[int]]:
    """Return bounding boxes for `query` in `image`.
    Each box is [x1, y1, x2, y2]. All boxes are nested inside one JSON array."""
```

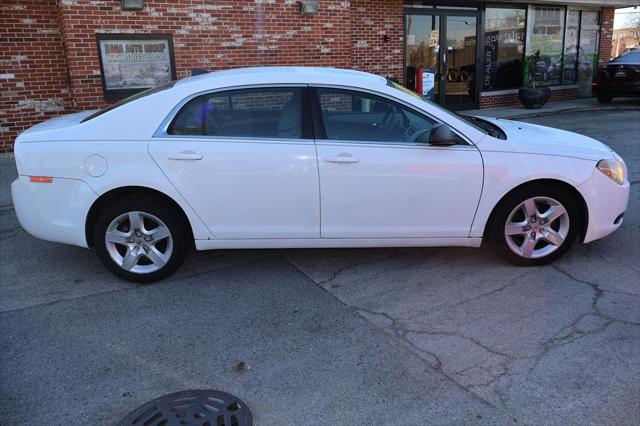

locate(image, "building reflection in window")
[[526, 5, 566, 86], [483, 7, 526, 91]]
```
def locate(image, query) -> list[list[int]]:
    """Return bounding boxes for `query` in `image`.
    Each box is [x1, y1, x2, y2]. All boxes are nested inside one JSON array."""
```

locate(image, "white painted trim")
[[549, 84, 579, 91], [480, 89, 520, 97], [494, 0, 634, 6], [480, 85, 578, 97]]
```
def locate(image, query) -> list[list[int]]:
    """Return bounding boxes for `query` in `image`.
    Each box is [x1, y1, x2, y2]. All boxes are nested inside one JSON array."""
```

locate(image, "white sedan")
[[11, 67, 630, 282]]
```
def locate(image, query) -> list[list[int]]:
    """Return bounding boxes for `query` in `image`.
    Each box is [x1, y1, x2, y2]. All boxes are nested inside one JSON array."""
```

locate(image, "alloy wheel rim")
[[105, 211, 173, 274], [504, 196, 570, 259]]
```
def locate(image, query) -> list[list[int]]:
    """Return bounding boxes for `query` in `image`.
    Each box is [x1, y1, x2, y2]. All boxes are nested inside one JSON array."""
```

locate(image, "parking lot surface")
[[1, 109, 639, 425]]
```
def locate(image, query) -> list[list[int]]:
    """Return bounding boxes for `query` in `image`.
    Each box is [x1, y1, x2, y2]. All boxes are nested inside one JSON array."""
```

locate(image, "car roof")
[[17, 66, 487, 143], [173, 66, 388, 92], [610, 50, 640, 63]]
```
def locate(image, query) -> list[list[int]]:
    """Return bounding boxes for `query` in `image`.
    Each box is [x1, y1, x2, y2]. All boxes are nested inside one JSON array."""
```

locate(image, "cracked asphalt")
[[1, 109, 639, 425]]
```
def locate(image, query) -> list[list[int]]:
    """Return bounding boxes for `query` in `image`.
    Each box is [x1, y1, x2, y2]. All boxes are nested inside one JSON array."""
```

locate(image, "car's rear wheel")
[[487, 184, 580, 266], [93, 198, 189, 283], [596, 91, 612, 103]]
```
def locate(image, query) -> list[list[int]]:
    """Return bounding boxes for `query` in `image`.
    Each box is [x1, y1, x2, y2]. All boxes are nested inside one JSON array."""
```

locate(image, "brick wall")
[[351, 0, 403, 83], [598, 6, 615, 65], [0, 1, 620, 152], [0, 0, 73, 153], [57, 0, 353, 111], [479, 88, 578, 109]]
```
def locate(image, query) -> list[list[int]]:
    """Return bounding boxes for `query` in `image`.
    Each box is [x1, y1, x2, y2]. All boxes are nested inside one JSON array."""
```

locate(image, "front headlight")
[[596, 159, 625, 185]]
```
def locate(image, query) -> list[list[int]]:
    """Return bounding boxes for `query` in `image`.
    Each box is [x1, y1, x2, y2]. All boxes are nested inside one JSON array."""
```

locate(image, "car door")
[[149, 86, 320, 239], [312, 87, 483, 239]]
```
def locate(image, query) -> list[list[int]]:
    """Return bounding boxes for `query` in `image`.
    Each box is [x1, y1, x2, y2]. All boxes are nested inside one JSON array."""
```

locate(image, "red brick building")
[[612, 27, 640, 58], [0, 0, 633, 153]]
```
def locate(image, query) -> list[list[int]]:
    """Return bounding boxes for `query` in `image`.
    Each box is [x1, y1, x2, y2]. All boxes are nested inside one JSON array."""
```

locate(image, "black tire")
[[486, 183, 581, 266], [596, 91, 612, 103], [93, 196, 189, 283]]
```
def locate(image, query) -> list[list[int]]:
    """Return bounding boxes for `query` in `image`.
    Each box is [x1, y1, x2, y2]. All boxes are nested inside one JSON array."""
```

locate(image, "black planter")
[[518, 87, 551, 109]]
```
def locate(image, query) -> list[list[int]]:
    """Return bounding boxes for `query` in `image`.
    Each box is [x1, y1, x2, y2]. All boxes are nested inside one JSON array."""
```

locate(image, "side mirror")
[[428, 123, 456, 146]]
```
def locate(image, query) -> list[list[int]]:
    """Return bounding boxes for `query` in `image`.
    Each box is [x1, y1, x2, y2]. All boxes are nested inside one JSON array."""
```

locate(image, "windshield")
[[81, 81, 176, 123], [460, 115, 507, 139], [386, 80, 487, 134]]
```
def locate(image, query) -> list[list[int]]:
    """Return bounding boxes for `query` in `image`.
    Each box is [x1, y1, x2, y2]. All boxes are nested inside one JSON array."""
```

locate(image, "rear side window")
[[169, 96, 204, 135], [168, 88, 303, 139], [317, 88, 436, 143]]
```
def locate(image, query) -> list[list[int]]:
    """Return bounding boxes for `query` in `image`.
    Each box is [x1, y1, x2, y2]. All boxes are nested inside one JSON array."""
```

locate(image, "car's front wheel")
[[487, 184, 580, 266], [93, 197, 189, 283]]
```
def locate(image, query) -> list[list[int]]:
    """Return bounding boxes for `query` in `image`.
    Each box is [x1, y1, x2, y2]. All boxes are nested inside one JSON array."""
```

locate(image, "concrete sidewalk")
[[461, 96, 640, 119]]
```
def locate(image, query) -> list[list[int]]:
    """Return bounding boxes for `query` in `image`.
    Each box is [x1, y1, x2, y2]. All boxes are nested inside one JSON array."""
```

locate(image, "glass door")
[[562, 9, 600, 96], [405, 9, 479, 110], [577, 11, 600, 97], [443, 14, 478, 110]]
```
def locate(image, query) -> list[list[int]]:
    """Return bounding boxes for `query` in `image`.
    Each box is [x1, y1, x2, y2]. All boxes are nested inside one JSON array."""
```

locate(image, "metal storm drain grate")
[[118, 390, 252, 426]]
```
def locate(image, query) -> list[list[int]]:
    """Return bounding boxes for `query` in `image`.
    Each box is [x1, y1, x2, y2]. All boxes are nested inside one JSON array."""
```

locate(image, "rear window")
[[611, 51, 640, 63], [81, 81, 176, 123]]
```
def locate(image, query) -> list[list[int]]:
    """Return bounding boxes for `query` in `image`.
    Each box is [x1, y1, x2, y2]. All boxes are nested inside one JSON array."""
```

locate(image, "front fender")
[[470, 151, 596, 238]]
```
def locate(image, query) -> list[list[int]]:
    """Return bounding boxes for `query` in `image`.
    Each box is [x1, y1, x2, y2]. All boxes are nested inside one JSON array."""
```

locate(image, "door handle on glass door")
[[167, 150, 203, 160], [325, 153, 360, 164]]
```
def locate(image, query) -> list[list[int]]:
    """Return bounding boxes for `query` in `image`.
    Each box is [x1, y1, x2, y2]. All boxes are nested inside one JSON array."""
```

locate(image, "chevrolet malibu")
[[11, 67, 630, 283]]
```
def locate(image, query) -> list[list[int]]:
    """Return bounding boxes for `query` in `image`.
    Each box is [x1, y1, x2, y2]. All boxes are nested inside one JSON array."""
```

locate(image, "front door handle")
[[167, 150, 203, 160], [325, 153, 360, 164]]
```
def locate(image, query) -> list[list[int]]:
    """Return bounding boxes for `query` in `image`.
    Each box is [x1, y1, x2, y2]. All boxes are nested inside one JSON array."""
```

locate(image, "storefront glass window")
[[483, 7, 526, 91], [525, 5, 566, 86], [578, 11, 599, 96], [563, 10, 580, 83], [562, 10, 600, 93]]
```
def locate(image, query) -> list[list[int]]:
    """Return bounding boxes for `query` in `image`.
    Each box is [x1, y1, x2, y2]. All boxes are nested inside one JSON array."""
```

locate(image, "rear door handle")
[[325, 153, 360, 164], [167, 150, 203, 160]]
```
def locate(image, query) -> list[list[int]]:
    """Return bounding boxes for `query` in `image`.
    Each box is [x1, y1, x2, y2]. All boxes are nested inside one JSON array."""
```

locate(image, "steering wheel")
[[375, 108, 394, 140], [400, 109, 416, 139]]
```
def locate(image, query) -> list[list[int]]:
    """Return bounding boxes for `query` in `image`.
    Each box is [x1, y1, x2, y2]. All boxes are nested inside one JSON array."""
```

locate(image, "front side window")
[[168, 88, 303, 139], [317, 88, 436, 143], [387, 80, 487, 136], [483, 7, 526, 91]]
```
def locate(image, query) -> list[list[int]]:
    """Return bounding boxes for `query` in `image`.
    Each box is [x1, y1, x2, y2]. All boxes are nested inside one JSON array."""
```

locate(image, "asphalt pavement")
[[1, 107, 639, 425]]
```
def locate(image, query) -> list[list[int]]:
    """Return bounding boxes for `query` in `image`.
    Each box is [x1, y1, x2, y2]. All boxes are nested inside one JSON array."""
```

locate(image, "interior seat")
[[277, 96, 301, 138]]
